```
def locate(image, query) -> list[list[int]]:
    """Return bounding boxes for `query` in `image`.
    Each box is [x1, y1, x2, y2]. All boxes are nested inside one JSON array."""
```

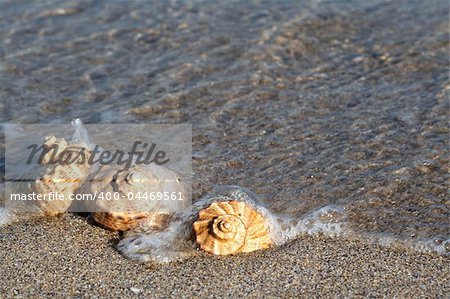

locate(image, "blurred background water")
[[0, 0, 448, 255]]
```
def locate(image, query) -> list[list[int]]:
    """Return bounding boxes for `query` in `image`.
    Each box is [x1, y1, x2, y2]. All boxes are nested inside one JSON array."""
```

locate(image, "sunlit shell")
[[83, 164, 186, 231], [32, 137, 90, 216], [193, 200, 271, 255], [92, 211, 172, 232]]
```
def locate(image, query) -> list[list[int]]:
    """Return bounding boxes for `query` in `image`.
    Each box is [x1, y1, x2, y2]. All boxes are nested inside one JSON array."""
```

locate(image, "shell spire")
[[193, 200, 271, 255]]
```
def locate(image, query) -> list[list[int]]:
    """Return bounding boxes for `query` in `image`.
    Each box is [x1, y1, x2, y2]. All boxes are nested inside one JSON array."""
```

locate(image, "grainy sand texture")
[[0, 0, 449, 297], [0, 214, 448, 298]]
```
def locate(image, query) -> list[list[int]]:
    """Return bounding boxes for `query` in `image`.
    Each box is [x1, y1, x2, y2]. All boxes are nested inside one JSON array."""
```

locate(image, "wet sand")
[[0, 0, 449, 297], [0, 213, 448, 298]]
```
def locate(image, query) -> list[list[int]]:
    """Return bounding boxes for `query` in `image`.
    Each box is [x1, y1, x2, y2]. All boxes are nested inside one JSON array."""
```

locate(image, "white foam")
[[118, 219, 198, 263], [0, 206, 11, 226], [71, 118, 93, 149], [361, 232, 450, 256], [411, 238, 449, 255], [264, 205, 346, 244]]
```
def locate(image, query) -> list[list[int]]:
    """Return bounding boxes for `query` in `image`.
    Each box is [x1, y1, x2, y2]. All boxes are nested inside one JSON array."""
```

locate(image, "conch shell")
[[193, 200, 271, 255], [32, 136, 90, 216], [82, 164, 186, 231]]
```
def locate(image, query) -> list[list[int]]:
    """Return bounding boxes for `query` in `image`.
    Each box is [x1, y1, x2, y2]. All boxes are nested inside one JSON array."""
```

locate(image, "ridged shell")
[[32, 137, 90, 216], [83, 164, 186, 231], [92, 211, 172, 232], [193, 200, 271, 255]]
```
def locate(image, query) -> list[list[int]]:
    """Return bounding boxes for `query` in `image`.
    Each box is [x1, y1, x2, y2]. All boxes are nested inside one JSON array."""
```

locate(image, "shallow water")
[[0, 0, 449, 258]]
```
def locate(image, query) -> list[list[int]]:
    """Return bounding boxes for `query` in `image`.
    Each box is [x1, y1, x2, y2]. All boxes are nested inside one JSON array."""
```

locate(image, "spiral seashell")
[[193, 200, 271, 255], [83, 164, 186, 231], [32, 137, 91, 216]]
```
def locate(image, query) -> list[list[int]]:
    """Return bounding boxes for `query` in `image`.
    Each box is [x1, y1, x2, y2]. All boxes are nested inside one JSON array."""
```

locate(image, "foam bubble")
[[0, 206, 11, 226], [71, 118, 92, 149]]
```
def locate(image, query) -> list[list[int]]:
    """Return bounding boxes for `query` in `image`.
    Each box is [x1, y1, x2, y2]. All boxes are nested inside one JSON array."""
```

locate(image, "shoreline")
[[0, 0, 448, 297], [0, 213, 447, 298]]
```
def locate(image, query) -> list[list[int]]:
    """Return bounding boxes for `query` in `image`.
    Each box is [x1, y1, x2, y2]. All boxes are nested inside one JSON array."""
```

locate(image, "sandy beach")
[[1, 0, 449, 297], [0, 214, 448, 298]]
